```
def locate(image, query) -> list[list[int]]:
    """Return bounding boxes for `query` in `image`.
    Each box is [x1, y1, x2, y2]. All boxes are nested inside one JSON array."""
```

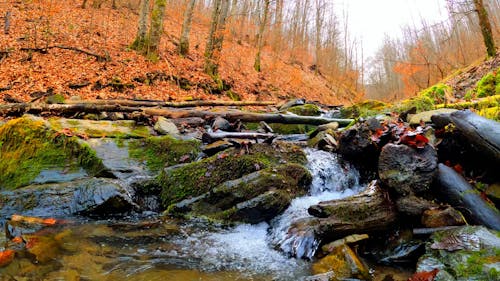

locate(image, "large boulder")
[[0, 178, 137, 223], [378, 143, 438, 196], [416, 226, 500, 280], [168, 164, 312, 223]]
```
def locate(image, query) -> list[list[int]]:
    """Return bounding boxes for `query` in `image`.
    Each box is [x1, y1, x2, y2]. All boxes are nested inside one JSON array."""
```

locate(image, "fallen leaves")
[[0, 250, 15, 268], [407, 269, 439, 281]]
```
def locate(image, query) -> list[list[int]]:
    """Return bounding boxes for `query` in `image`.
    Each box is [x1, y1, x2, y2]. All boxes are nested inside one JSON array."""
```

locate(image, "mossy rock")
[[48, 118, 151, 138], [312, 244, 371, 280], [0, 115, 106, 190], [287, 104, 321, 116], [156, 142, 307, 208], [340, 99, 389, 118], [129, 136, 201, 172], [270, 123, 316, 134]]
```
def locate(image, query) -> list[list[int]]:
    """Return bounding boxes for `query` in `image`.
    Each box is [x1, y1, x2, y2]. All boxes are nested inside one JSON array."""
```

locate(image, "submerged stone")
[[312, 244, 371, 280]]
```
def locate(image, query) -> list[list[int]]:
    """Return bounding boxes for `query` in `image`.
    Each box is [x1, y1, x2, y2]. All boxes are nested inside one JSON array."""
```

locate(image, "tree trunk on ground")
[[436, 164, 500, 230], [473, 0, 496, 57], [146, 0, 167, 57], [179, 0, 196, 56], [131, 0, 150, 51], [254, 0, 270, 72], [63, 99, 276, 107], [450, 110, 500, 165], [0, 103, 354, 126]]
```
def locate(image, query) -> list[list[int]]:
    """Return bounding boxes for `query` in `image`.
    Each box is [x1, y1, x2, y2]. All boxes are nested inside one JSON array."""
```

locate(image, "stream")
[[1, 149, 370, 280]]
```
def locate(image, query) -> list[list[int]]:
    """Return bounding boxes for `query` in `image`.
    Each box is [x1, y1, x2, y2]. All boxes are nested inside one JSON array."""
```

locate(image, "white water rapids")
[[167, 148, 365, 279]]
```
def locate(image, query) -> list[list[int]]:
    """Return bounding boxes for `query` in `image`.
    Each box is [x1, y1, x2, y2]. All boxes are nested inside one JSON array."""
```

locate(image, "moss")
[[0, 116, 106, 190], [47, 94, 66, 104], [420, 83, 451, 103], [226, 90, 241, 101], [477, 73, 496, 98], [287, 104, 321, 116], [156, 143, 307, 208], [269, 123, 316, 134], [129, 135, 201, 172]]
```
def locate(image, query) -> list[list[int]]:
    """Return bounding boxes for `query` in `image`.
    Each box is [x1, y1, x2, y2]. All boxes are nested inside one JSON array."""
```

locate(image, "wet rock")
[[49, 118, 151, 138], [416, 226, 500, 280], [0, 115, 108, 190], [338, 122, 379, 176], [485, 182, 500, 207], [312, 244, 371, 280], [308, 131, 338, 151], [395, 195, 440, 217], [321, 234, 369, 254], [278, 98, 306, 111], [421, 206, 466, 228], [303, 271, 335, 281], [212, 116, 231, 131], [408, 108, 458, 126], [378, 143, 438, 196], [0, 178, 137, 220], [366, 117, 382, 132], [202, 140, 234, 156], [168, 164, 312, 224], [430, 113, 453, 129], [309, 181, 398, 240], [153, 116, 180, 136], [309, 122, 339, 138]]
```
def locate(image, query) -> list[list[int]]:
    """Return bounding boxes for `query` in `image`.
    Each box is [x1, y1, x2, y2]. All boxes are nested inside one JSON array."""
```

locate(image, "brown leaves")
[[0, 250, 15, 268], [370, 119, 430, 149], [408, 269, 439, 281]]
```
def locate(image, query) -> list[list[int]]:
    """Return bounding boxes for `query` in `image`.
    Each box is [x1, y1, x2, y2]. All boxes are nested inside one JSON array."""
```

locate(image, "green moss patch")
[[129, 135, 201, 172], [340, 99, 389, 118], [156, 142, 307, 208], [287, 104, 321, 116], [0, 116, 106, 190]]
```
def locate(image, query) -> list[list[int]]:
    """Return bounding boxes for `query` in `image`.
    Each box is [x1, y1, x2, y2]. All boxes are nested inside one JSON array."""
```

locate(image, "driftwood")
[[20, 45, 109, 61], [64, 99, 276, 108], [450, 110, 500, 164], [0, 103, 354, 126], [436, 164, 500, 230], [413, 226, 462, 236]]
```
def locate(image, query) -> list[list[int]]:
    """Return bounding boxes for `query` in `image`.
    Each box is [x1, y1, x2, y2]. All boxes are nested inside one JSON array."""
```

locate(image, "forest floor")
[[0, 1, 356, 105]]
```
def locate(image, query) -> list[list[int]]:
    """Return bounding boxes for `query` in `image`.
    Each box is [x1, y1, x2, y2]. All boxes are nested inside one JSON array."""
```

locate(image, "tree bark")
[[254, 0, 270, 72], [450, 110, 500, 164], [147, 0, 167, 57], [204, 0, 229, 78], [202, 131, 275, 143], [131, 0, 150, 51], [179, 0, 196, 56], [436, 164, 500, 230], [63, 99, 276, 107], [4, 11, 11, 35], [473, 0, 496, 57], [0, 103, 354, 126]]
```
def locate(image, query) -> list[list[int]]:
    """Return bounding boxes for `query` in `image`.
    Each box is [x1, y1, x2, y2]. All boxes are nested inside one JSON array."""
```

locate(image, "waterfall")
[[269, 148, 364, 260]]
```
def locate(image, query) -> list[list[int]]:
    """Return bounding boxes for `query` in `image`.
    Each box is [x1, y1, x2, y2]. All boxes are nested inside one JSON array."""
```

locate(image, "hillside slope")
[[0, 1, 355, 105]]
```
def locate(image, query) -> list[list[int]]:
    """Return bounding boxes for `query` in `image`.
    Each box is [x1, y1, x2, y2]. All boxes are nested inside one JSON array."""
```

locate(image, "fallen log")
[[202, 131, 275, 143], [436, 164, 500, 230], [63, 99, 276, 108], [450, 110, 500, 164], [20, 45, 109, 62], [0, 103, 354, 126], [413, 226, 462, 236]]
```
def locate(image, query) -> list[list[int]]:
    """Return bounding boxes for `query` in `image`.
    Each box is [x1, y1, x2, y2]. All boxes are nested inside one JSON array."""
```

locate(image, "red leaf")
[[0, 250, 15, 268], [408, 269, 439, 281]]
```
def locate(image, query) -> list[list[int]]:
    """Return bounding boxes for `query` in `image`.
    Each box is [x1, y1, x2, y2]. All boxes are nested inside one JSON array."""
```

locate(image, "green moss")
[[270, 123, 316, 134], [226, 90, 241, 101], [421, 83, 451, 103], [341, 99, 389, 118], [156, 143, 307, 208], [287, 104, 321, 116], [47, 94, 66, 104], [129, 135, 201, 172], [477, 73, 496, 98], [0, 116, 106, 190]]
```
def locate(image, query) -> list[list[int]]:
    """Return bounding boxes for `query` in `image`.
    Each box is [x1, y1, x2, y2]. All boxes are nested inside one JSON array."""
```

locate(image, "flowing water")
[[0, 149, 366, 281]]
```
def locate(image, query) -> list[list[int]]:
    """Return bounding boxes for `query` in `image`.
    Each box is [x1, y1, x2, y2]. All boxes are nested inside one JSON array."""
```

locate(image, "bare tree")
[[131, 0, 150, 51], [147, 0, 167, 57], [254, 0, 270, 72], [204, 0, 230, 78], [314, 0, 326, 74], [179, 0, 197, 56], [473, 0, 496, 57]]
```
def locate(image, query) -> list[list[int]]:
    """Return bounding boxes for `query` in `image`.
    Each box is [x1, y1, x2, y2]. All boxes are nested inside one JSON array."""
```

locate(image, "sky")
[[334, 0, 449, 59]]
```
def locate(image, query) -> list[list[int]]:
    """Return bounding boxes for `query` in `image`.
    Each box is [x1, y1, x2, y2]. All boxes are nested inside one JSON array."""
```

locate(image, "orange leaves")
[[408, 269, 439, 281], [10, 214, 60, 226], [0, 250, 15, 268]]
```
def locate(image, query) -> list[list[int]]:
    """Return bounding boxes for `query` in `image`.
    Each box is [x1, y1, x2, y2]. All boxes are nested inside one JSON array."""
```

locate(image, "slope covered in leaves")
[[0, 1, 354, 105]]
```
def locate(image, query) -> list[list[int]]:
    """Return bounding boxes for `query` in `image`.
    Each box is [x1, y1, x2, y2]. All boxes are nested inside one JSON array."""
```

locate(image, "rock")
[[309, 122, 339, 138], [156, 143, 308, 209], [0, 115, 108, 190], [287, 104, 322, 116], [378, 143, 438, 196], [366, 117, 382, 132], [168, 164, 312, 223], [312, 244, 371, 280], [212, 116, 231, 131], [408, 108, 458, 126], [430, 113, 453, 129], [416, 226, 500, 280], [395, 195, 440, 217], [309, 181, 398, 240], [485, 183, 500, 207], [202, 140, 234, 156], [153, 117, 180, 136], [302, 271, 335, 281], [278, 98, 305, 111], [321, 234, 369, 254], [421, 206, 466, 228], [230, 190, 291, 224], [49, 118, 151, 138], [308, 130, 338, 151], [338, 122, 379, 176], [0, 178, 137, 223]]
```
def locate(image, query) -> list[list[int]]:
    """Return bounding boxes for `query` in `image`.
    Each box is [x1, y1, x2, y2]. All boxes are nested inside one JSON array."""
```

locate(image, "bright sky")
[[334, 0, 448, 59]]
